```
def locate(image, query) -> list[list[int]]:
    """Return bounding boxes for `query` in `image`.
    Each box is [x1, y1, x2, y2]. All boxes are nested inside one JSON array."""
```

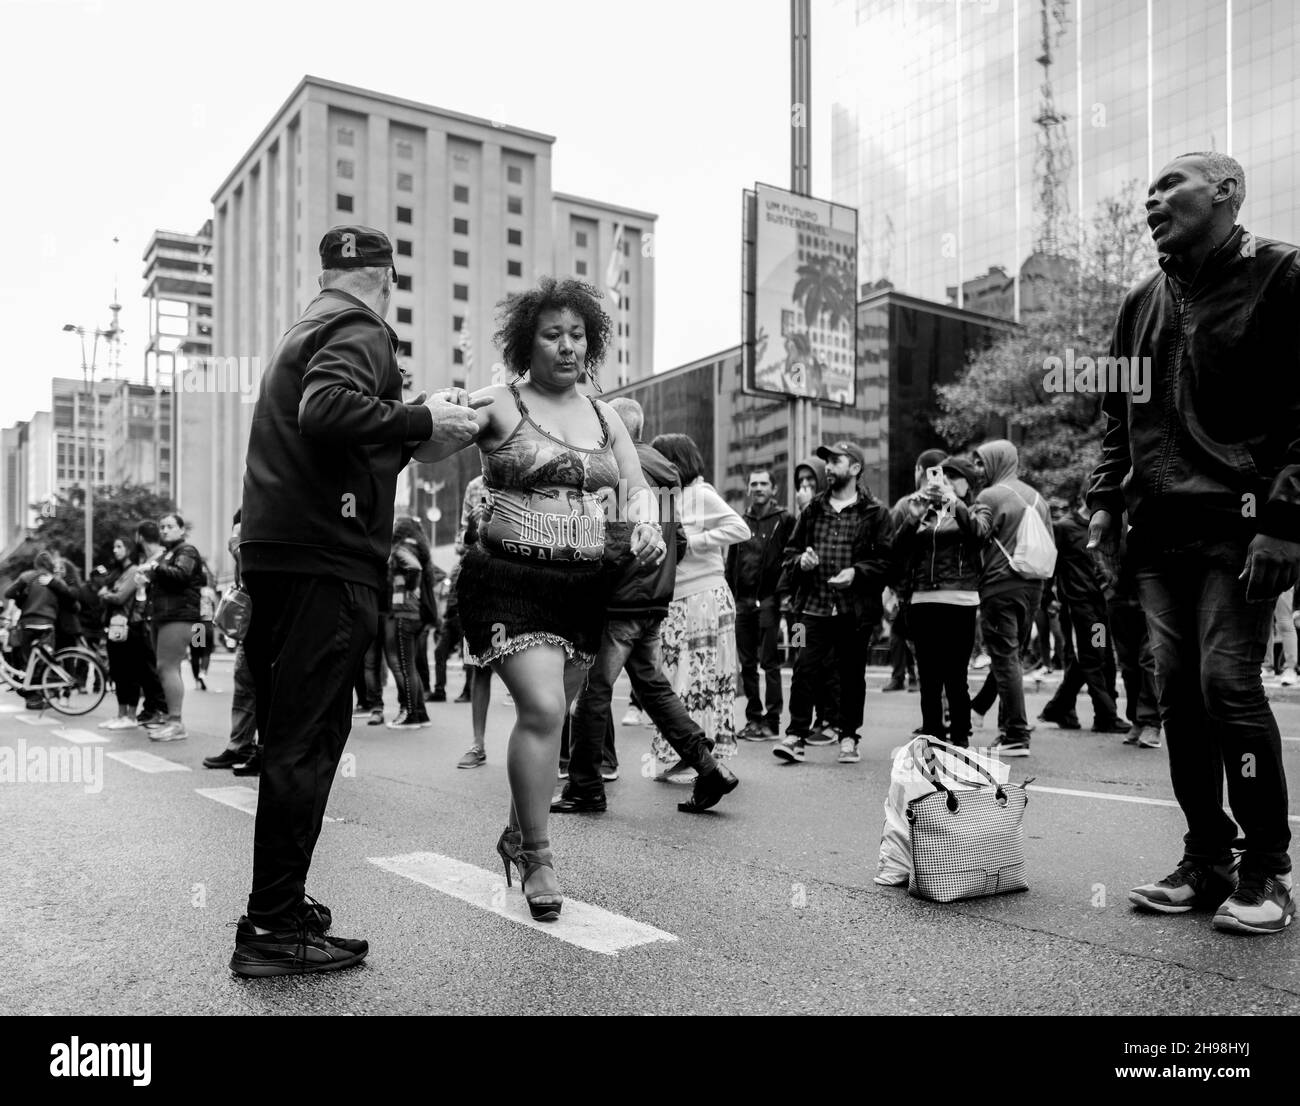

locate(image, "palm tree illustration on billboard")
[[750, 183, 857, 404]]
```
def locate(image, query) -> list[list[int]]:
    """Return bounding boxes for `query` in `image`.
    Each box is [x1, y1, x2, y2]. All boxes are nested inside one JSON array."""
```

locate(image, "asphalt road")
[[4, 653, 1300, 1018]]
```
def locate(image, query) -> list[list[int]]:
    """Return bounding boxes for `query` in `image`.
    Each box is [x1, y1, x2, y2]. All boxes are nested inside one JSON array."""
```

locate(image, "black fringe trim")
[[457, 547, 609, 659]]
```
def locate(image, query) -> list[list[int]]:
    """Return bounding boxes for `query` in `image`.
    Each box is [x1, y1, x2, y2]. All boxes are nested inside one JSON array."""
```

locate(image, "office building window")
[[453, 348, 465, 365], [396, 172, 413, 192], [507, 228, 522, 246], [396, 239, 412, 257], [575, 231, 587, 247], [397, 307, 412, 324], [507, 196, 523, 214], [506, 165, 523, 183], [337, 159, 353, 178], [452, 378, 466, 389], [337, 126, 354, 146], [576, 260, 587, 276], [454, 249, 469, 267], [453, 284, 469, 301], [337, 194, 353, 212], [623, 239, 631, 255], [395, 139, 413, 160], [453, 315, 464, 332], [396, 340, 413, 357], [396, 206, 412, 224], [397, 274, 412, 291], [453, 184, 470, 203], [453, 217, 469, 235], [507, 260, 522, 277]]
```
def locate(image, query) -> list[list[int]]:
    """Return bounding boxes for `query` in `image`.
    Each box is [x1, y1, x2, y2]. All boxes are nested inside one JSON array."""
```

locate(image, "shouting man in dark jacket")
[[231, 226, 488, 977], [775, 440, 894, 765], [553, 398, 739, 816], [726, 469, 795, 739], [1088, 153, 1300, 935]]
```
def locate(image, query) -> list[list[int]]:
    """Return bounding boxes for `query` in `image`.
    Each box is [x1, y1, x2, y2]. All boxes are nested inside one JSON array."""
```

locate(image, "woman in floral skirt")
[[648, 434, 750, 779]]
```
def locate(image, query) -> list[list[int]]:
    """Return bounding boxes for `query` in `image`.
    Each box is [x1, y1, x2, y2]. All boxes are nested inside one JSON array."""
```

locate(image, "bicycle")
[[0, 625, 109, 716]]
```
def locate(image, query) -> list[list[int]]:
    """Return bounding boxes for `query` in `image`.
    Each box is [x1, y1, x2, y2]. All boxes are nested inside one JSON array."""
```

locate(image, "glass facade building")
[[828, 0, 1300, 314]]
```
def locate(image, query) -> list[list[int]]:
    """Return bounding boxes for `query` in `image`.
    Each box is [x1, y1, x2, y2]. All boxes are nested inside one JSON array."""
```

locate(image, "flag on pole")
[[457, 305, 473, 375], [604, 224, 629, 385]]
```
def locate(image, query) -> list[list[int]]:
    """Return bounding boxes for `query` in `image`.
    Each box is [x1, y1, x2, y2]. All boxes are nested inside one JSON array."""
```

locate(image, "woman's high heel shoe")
[[519, 851, 563, 922], [495, 826, 523, 886], [495, 828, 563, 921]]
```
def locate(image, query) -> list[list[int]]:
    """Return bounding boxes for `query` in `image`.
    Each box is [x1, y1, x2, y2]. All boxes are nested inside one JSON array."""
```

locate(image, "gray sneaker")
[[773, 737, 806, 763], [148, 721, 188, 742], [457, 746, 486, 769], [1136, 726, 1162, 749]]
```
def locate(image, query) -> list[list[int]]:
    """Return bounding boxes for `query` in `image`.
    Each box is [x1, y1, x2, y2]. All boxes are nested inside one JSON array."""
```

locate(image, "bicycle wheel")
[[33, 647, 109, 716]]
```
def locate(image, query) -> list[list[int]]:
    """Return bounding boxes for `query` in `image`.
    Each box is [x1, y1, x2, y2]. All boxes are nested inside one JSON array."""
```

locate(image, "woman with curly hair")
[[415, 277, 664, 920], [647, 433, 749, 778]]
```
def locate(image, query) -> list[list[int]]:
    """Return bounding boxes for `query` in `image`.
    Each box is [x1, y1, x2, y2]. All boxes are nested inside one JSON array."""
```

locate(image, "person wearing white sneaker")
[[1090, 152, 1300, 933], [1269, 587, 1297, 687], [620, 701, 644, 727], [837, 736, 861, 763]]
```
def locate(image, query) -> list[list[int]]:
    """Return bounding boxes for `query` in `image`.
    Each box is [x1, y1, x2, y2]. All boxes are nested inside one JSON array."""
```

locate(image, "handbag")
[[906, 743, 1030, 903], [213, 584, 252, 643], [107, 614, 129, 643]]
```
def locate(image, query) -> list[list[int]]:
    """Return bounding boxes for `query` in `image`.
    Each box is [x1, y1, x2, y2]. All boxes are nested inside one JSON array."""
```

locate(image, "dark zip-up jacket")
[[1088, 225, 1300, 546], [781, 487, 894, 622], [240, 289, 435, 591], [725, 500, 796, 600], [6, 570, 74, 629], [150, 541, 204, 624], [605, 443, 688, 620], [892, 502, 982, 596], [1050, 511, 1107, 609]]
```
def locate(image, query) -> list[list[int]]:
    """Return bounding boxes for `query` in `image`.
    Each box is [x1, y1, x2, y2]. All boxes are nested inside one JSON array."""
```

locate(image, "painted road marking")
[[106, 749, 190, 773], [52, 728, 110, 745], [1028, 783, 1300, 824], [196, 785, 336, 822], [369, 851, 678, 956], [15, 714, 59, 727]]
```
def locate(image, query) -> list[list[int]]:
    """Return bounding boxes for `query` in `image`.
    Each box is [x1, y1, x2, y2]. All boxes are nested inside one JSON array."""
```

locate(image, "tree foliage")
[[932, 183, 1157, 498], [0, 484, 176, 577]]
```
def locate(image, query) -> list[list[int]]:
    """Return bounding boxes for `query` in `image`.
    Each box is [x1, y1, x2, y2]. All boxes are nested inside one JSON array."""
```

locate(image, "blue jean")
[[225, 643, 257, 754], [1138, 549, 1291, 874], [567, 615, 718, 800]]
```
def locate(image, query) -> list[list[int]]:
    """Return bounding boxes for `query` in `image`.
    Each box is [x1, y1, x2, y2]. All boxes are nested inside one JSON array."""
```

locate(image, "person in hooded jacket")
[[779, 454, 840, 745], [953, 439, 1053, 757], [893, 456, 983, 746], [726, 468, 796, 740]]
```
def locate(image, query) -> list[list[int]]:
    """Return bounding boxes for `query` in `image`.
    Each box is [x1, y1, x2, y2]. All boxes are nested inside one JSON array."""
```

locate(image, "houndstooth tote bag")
[[906, 744, 1030, 903]]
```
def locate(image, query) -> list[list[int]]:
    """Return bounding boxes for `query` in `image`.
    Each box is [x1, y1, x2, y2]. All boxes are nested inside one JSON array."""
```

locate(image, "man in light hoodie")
[[953, 439, 1053, 757]]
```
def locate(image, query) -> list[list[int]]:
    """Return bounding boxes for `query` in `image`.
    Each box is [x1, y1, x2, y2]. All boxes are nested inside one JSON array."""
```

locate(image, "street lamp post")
[[62, 323, 112, 578]]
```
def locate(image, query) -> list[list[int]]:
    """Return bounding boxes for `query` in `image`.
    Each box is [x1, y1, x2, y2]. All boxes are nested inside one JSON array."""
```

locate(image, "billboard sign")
[[743, 183, 858, 405]]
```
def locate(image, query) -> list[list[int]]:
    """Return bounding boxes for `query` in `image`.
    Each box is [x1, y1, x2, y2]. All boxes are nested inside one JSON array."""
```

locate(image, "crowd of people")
[[207, 150, 1300, 975], [2, 514, 217, 740]]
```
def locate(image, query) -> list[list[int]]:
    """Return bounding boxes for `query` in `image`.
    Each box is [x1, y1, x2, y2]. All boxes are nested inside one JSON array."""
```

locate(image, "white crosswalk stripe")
[[106, 750, 191, 773], [52, 728, 110, 745], [369, 851, 679, 956]]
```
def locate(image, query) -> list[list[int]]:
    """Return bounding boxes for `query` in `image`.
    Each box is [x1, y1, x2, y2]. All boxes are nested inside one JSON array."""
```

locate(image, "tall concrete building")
[[142, 222, 211, 503], [0, 412, 54, 554], [195, 76, 657, 574], [52, 378, 115, 501], [828, 0, 1300, 316], [551, 193, 655, 388]]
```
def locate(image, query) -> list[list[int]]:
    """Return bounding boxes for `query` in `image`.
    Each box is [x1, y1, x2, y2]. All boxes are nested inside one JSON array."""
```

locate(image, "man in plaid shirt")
[[774, 441, 894, 765]]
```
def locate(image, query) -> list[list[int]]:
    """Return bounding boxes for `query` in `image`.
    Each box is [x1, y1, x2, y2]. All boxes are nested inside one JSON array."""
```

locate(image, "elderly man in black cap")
[[774, 440, 894, 766], [230, 226, 489, 977]]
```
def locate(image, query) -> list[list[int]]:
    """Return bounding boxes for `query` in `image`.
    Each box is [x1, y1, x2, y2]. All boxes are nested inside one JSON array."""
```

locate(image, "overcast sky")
[[0, 0, 837, 428]]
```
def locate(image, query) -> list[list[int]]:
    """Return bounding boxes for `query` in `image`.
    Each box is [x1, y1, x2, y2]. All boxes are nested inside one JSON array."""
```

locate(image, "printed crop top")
[[476, 383, 621, 564]]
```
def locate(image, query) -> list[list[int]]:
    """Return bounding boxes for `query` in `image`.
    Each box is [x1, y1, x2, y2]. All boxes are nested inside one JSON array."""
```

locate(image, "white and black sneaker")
[[773, 736, 806, 763]]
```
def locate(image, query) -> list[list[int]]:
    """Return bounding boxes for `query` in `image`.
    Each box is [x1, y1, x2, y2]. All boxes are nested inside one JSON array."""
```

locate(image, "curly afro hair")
[[493, 277, 613, 389]]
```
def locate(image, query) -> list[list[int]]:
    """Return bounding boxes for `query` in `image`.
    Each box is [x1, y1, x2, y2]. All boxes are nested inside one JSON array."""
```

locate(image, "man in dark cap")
[[230, 226, 490, 976], [775, 440, 893, 765]]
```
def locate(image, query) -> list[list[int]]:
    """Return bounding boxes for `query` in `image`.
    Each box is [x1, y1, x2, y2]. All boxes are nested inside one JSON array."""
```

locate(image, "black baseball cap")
[[319, 225, 399, 279], [940, 456, 978, 484], [815, 440, 866, 468]]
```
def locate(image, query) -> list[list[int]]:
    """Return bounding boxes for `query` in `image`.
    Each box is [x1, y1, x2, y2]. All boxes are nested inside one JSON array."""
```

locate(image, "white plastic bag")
[[874, 736, 1011, 886]]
